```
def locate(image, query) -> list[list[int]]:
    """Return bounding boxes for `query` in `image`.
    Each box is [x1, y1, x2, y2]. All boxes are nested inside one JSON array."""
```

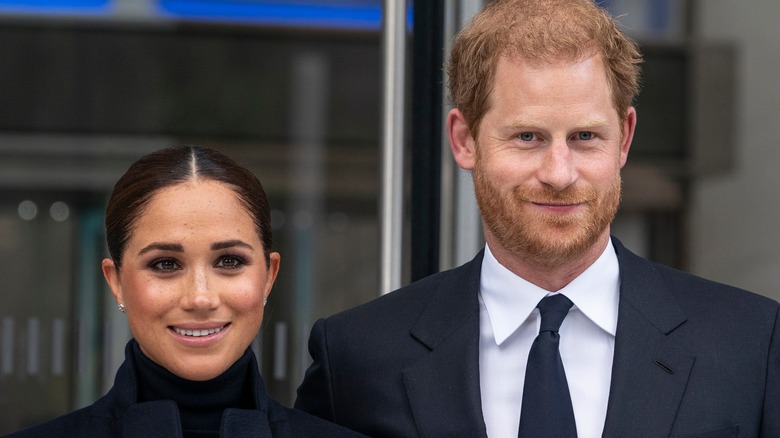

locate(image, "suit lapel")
[[602, 239, 695, 437], [397, 241, 696, 437], [402, 252, 488, 438]]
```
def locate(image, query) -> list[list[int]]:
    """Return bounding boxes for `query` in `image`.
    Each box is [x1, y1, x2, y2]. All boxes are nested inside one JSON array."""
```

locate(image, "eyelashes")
[[147, 254, 249, 273], [214, 254, 247, 269], [149, 258, 181, 272]]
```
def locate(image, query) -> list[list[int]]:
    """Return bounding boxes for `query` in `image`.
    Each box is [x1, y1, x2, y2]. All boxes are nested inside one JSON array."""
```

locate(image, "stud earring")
[[118, 303, 126, 313], [263, 299, 267, 307]]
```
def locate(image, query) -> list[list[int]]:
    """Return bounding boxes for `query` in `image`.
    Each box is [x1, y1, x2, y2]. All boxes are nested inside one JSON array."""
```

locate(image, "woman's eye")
[[577, 131, 594, 140], [216, 255, 245, 269], [519, 132, 535, 141], [151, 259, 180, 272]]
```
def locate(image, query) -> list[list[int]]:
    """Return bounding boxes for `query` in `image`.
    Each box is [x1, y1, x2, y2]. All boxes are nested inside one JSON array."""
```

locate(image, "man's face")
[[471, 54, 635, 267]]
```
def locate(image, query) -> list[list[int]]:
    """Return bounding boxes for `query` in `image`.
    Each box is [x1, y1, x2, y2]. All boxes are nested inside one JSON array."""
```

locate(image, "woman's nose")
[[182, 267, 219, 311]]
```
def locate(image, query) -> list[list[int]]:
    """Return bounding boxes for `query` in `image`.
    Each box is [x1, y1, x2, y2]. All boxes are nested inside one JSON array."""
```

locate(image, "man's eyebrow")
[[573, 117, 611, 130], [138, 242, 184, 255], [211, 240, 254, 251]]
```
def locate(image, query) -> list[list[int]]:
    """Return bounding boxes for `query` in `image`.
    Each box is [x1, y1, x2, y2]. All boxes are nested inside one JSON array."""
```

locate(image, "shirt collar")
[[480, 238, 620, 345]]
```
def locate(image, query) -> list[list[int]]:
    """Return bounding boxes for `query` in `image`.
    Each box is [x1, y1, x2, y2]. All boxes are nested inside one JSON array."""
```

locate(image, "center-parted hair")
[[447, 0, 643, 138], [105, 145, 273, 269]]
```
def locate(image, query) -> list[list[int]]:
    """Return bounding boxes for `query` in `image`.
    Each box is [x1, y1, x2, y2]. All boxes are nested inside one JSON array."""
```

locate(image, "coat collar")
[[602, 237, 694, 436], [96, 340, 274, 437], [119, 402, 272, 438], [403, 250, 488, 438]]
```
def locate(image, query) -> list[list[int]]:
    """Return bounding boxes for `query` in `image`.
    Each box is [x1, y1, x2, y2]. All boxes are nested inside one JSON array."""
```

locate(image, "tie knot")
[[537, 294, 573, 333]]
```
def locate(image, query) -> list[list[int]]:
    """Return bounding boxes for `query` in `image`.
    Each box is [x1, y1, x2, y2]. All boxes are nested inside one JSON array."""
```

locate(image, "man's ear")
[[447, 108, 477, 171], [619, 106, 637, 168]]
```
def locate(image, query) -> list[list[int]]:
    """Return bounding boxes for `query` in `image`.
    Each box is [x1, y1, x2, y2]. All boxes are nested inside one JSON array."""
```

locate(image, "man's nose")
[[536, 139, 577, 190]]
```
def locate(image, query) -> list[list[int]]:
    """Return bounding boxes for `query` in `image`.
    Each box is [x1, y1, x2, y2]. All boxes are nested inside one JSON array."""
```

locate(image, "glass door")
[[0, 1, 384, 432]]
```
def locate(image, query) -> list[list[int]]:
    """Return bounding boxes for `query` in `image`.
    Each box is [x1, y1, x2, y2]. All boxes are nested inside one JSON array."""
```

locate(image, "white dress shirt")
[[479, 239, 620, 438]]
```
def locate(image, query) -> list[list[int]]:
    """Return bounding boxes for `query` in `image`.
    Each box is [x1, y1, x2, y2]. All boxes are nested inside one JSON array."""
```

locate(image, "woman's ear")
[[264, 252, 281, 301], [102, 258, 124, 307]]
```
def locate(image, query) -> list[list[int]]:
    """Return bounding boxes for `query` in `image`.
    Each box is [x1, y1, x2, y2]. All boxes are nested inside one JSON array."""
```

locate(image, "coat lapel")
[[222, 409, 271, 437], [602, 239, 695, 437], [122, 400, 183, 438], [402, 252, 488, 438]]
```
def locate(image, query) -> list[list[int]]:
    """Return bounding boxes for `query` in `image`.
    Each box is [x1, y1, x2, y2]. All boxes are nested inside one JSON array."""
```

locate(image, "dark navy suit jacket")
[[4, 342, 366, 438], [296, 238, 780, 437]]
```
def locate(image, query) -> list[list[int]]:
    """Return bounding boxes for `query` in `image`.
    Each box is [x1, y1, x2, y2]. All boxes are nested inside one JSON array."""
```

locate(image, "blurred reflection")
[[0, 1, 381, 432]]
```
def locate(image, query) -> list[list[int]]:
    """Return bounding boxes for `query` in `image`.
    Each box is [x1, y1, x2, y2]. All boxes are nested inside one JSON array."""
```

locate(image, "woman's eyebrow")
[[138, 242, 184, 255], [211, 240, 254, 251]]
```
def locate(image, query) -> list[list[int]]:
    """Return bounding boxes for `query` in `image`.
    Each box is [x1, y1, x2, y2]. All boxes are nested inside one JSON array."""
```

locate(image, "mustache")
[[513, 185, 597, 204]]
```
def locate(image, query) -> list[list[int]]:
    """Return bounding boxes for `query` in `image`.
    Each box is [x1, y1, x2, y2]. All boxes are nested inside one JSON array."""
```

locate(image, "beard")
[[474, 161, 622, 268]]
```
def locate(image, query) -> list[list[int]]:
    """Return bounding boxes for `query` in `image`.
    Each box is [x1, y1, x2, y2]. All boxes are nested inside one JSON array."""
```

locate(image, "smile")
[[173, 326, 226, 337], [534, 202, 580, 207], [532, 202, 584, 210]]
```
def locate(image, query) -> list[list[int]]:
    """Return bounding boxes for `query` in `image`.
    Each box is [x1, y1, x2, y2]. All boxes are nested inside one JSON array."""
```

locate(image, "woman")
[[5, 146, 365, 437]]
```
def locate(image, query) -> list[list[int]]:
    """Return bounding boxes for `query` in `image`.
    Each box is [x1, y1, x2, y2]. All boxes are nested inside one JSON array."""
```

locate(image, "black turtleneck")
[[131, 340, 257, 438]]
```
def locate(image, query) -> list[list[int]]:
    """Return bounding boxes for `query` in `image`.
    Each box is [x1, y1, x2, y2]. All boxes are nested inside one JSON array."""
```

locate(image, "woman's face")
[[102, 180, 280, 381]]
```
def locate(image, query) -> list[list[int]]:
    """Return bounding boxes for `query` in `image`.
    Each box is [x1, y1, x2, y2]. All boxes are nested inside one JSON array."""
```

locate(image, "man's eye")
[[151, 259, 180, 272], [519, 132, 535, 141], [216, 255, 245, 269], [578, 132, 594, 140]]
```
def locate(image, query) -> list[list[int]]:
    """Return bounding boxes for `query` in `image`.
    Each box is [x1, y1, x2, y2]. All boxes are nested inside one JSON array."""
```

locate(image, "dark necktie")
[[518, 294, 577, 437]]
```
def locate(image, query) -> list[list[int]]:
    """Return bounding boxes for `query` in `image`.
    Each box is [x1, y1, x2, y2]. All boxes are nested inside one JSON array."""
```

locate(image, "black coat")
[[5, 342, 366, 438], [296, 237, 780, 437]]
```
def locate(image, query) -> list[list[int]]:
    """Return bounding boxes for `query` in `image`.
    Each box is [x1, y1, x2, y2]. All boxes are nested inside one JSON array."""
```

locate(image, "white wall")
[[690, 2, 780, 301]]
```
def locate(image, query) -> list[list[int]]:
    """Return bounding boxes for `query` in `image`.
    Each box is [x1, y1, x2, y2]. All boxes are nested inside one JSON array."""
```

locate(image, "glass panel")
[[0, 7, 381, 432], [0, 196, 74, 431]]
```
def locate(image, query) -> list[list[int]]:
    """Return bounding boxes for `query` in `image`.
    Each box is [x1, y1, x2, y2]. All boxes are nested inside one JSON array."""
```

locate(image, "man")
[[295, 0, 780, 436]]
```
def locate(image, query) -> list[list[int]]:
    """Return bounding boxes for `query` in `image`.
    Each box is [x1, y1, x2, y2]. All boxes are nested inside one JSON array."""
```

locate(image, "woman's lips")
[[172, 325, 226, 337], [168, 323, 231, 347]]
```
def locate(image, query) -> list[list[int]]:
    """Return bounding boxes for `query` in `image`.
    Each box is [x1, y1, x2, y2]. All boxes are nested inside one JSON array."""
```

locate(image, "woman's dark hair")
[[105, 145, 273, 269]]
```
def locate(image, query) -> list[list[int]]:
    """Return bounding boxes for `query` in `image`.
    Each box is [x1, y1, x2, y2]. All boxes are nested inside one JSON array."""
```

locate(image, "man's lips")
[[532, 202, 582, 207], [531, 201, 585, 209]]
